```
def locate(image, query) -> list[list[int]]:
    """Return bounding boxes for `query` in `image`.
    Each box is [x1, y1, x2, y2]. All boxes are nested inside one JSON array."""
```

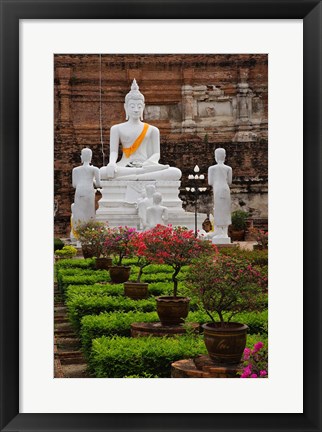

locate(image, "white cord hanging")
[[99, 54, 105, 166]]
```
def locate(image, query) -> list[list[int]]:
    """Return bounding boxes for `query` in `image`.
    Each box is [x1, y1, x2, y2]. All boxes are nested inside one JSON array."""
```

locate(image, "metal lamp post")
[[186, 165, 207, 237]]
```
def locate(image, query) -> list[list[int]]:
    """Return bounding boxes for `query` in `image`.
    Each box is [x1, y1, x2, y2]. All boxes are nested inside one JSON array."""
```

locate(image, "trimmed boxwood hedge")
[[89, 333, 268, 378], [80, 309, 268, 357], [65, 281, 174, 302], [57, 269, 110, 293], [55, 258, 95, 271], [89, 335, 207, 377], [66, 295, 157, 329]]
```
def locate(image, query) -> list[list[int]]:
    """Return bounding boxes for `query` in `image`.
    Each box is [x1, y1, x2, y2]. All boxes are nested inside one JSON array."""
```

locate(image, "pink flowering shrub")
[[137, 225, 215, 297], [186, 253, 268, 323], [239, 341, 268, 378], [104, 226, 137, 266], [74, 220, 110, 258], [250, 228, 268, 249]]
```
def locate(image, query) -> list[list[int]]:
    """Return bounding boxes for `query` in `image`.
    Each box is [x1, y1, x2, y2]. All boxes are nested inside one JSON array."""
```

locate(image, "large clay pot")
[[156, 296, 190, 325], [82, 246, 95, 259], [109, 266, 131, 284], [230, 229, 245, 242], [124, 282, 148, 300], [95, 257, 113, 270], [202, 322, 248, 364]]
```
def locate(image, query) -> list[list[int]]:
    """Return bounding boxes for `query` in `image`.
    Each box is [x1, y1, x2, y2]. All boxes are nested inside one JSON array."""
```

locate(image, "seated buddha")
[[100, 79, 182, 181]]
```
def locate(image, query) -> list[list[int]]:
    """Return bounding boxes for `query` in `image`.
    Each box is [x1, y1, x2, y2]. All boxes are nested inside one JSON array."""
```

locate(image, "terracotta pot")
[[230, 229, 245, 242], [124, 282, 148, 300], [82, 246, 95, 259], [95, 257, 113, 270], [202, 322, 248, 364], [109, 266, 131, 283], [156, 296, 190, 325]]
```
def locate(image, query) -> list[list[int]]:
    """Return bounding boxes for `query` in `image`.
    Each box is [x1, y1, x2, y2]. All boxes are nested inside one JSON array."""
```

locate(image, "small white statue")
[[208, 148, 232, 243], [100, 79, 181, 181], [146, 192, 169, 229], [71, 148, 101, 230], [137, 184, 156, 230]]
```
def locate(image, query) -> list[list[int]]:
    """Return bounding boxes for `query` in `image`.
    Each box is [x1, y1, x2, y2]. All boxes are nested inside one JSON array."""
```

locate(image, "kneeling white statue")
[[208, 148, 232, 243], [100, 79, 181, 181], [146, 192, 169, 229]]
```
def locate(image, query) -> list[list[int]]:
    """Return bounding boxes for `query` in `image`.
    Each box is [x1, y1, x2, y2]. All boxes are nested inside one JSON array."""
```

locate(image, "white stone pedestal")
[[96, 179, 206, 231], [212, 237, 231, 245]]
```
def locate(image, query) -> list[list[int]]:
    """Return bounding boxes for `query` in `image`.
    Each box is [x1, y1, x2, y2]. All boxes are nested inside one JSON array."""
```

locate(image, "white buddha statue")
[[208, 148, 232, 241], [146, 192, 169, 229], [100, 79, 181, 181], [71, 148, 100, 229]]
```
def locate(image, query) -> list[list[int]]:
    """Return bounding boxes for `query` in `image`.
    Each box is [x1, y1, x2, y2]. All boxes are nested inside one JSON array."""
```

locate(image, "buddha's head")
[[215, 148, 226, 164], [124, 79, 145, 121], [81, 148, 92, 164]]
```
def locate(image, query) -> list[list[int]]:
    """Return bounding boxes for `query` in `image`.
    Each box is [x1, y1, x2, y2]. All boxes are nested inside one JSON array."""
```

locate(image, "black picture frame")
[[1, 1, 321, 431]]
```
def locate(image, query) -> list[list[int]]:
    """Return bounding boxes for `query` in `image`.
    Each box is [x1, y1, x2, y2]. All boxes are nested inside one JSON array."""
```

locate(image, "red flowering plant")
[[239, 341, 268, 378], [128, 231, 153, 283], [74, 220, 110, 258], [250, 227, 268, 250], [138, 225, 215, 297], [104, 226, 137, 266], [186, 253, 268, 324]]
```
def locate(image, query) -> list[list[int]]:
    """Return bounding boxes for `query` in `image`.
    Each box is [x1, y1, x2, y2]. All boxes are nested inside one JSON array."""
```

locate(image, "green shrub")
[[80, 311, 159, 356], [66, 295, 157, 330], [89, 335, 207, 378], [54, 238, 64, 252], [66, 283, 124, 301], [55, 258, 95, 271], [220, 247, 268, 267], [80, 308, 267, 359], [231, 210, 249, 230], [55, 245, 77, 259], [89, 333, 268, 378], [57, 269, 110, 293]]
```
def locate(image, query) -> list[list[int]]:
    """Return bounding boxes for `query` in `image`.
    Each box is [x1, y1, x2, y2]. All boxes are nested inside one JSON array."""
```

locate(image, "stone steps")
[[54, 282, 90, 378]]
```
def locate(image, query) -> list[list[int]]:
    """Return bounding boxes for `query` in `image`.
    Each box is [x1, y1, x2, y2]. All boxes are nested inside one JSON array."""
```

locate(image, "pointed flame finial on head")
[[125, 78, 145, 104]]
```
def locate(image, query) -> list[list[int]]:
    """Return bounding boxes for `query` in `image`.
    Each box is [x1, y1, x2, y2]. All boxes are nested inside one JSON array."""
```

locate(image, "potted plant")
[[186, 253, 268, 364], [123, 231, 152, 299], [104, 226, 136, 283], [54, 245, 77, 260], [74, 220, 112, 269], [250, 227, 268, 250], [230, 210, 249, 241], [143, 225, 215, 325]]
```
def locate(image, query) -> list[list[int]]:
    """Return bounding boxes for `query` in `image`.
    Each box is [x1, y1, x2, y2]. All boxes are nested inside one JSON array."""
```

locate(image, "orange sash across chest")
[[122, 123, 149, 158]]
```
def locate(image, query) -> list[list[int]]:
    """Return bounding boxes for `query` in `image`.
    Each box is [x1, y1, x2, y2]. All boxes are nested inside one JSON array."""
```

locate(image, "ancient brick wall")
[[54, 54, 268, 236]]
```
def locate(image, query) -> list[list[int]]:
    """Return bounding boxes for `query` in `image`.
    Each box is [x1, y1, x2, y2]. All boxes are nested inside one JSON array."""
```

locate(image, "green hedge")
[[219, 247, 268, 267], [66, 281, 173, 302], [57, 269, 110, 293], [66, 295, 157, 330], [55, 258, 95, 271], [80, 309, 267, 357], [89, 333, 268, 378], [65, 284, 124, 301], [80, 311, 159, 356], [89, 335, 207, 377]]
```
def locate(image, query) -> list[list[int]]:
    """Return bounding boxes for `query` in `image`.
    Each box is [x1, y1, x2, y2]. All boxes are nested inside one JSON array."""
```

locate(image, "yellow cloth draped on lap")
[[122, 123, 149, 158]]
